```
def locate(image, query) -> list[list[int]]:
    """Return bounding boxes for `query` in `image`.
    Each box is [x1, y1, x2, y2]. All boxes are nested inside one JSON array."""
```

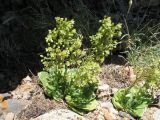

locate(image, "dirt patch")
[[17, 94, 67, 120], [99, 64, 133, 88]]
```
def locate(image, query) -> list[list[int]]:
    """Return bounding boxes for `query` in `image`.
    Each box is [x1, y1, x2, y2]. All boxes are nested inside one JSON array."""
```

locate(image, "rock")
[[5, 113, 14, 120], [0, 96, 3, 103], [100, 101, 118, 115], [83, 106, 105, 120], [8, 99, 26, 114], [94, 108, 105, 120], [0, 114, 4, 120], [119, 111, 135, 120], [0, 93, 12, 102], [32, 109, 86, 120], [97, 84, 110, 100], [1, 99, 25, 115], [153, 109, 160, 120], [98, 84, 110, 92], [0, 112, 6, 120], [122, 117, 130, 120], [103, 109, 115, 120], [0, 94, 22, 120], [95, 110, 105, 120], [22, 75, 32, 83], [111, 88, 118, 94], [99, 101, 120, 120], [22, 92, 32, 100], [11, 79, 40, 100], [142, 107, 158, 120]]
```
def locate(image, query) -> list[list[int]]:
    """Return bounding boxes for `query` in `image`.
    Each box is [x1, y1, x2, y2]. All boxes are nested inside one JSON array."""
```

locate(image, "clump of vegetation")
[[127, 25, 160, 94], [89, 16, 122, 63], [112, 25, 160, 118], [40, 17, 85, 69], [112, 86, 154, 117], [38, 60, 100, 100], [112, 62, 160, 117], [39, 16, 121, 113], [65, 61, 101, 112], [128, 43, 160, 68], [38, 66, 68, 101]]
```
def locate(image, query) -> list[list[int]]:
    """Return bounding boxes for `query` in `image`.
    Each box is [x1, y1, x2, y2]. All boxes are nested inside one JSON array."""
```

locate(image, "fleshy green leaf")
[[112, 87, 153, 118], [65, 95, 98, 112], [38, 71, 49, 88]]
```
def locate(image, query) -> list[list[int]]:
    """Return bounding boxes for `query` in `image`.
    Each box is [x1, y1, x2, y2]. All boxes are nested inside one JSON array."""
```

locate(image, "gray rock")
[[32, 109, 86, 120], [96, 110, 105, 120], [1, 99, 25, 115], [111, 88, 118, 94], [0, 118, 4, 120], [5, 112, 14, 120], [0, 114, 4, 120], [153, 109, 160, 120], [99, 101, 118, 115], [98, 84, 110, 92], [119, 111, 135, 120], [97, 84, 110, 100], [142, 107, 158, 120]]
